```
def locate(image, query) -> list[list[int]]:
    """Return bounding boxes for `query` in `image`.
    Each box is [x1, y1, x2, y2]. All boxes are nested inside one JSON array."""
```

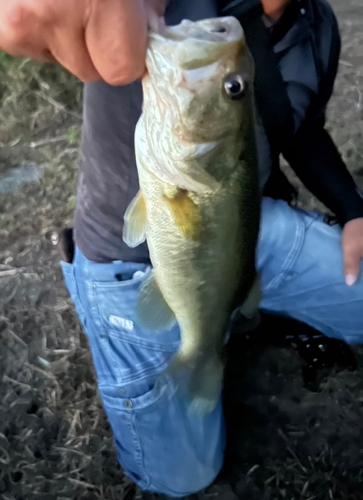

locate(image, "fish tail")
[[167, 353, 224, 416]]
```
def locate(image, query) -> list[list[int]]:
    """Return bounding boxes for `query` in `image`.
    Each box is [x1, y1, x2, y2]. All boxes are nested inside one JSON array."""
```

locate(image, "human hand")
[[342, 217, 363, 286], [144, 0, 167, 31], [0, 0, 166, 85]]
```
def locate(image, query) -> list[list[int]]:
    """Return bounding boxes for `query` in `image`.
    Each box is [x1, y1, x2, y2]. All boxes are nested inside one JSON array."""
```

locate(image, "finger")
[[145, 4, 161, 33], [145, 0, 167, 24], [145, 0, 166, 17], [343, 242, 360, 286], [0, 3, 36, 56], [48, 27, 101, 82], [0, 1, 100, 82], [36, 1, 102, 82], [86, 0, 149, 85], [0, 2, 52, 62]]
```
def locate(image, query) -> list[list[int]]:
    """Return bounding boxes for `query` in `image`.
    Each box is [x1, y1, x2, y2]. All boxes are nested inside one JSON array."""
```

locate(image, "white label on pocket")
[[109, 315, 134, 331]]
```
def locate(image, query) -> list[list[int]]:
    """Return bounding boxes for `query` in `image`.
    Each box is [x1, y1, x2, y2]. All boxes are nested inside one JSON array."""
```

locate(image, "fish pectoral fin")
[[239, 274, 261, 319], [164, 189, 201, 240], [123, 191, 147, 248], [137, 271, 176, 332], [161, 138, 220, 194], [179, 166, 219, 194]]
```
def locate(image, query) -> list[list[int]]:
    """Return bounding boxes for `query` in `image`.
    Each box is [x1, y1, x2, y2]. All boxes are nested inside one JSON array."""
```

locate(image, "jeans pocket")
[[89, 268, 180, 386], [100, 374, 224, 496], [100, 376, 178, 491]]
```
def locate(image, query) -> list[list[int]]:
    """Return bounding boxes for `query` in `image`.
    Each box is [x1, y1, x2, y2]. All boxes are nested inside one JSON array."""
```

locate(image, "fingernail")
[[345, 274, 357, 286]]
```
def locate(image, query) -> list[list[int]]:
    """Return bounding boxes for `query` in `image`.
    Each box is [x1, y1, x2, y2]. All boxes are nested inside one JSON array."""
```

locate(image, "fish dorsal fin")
[[163, 189, 201, 240], [137, 271, 176, 332], [123, 191, 147, 248]]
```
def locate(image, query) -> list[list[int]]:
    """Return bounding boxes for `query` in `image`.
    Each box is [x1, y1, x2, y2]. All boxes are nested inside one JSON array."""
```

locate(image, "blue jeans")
[[61, 198, 363, 497]]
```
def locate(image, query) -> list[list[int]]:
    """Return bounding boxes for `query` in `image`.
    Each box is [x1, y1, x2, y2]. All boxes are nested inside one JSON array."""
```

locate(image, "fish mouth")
[[147, 17, 246, 72], [149, 17, 245, 68], [162, 17, 244, 46]]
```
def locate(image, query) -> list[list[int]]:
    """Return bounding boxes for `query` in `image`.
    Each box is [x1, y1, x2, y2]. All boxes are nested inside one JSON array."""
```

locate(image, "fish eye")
[[224, 73, 248, 100]]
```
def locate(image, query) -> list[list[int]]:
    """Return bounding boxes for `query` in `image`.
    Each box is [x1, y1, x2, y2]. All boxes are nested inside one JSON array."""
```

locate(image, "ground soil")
[[0, 1, 363, 499]]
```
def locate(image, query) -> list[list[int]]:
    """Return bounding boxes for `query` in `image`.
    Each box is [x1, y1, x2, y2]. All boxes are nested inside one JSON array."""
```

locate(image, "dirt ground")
[[1, 1, 363, 499]]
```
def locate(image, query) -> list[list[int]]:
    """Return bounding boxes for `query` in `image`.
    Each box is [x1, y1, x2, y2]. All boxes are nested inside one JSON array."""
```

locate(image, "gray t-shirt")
[[74, 0, 335, 263]]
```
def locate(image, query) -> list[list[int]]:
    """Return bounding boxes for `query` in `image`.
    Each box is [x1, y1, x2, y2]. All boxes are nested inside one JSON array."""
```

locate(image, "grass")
[[0, 52, 82, 142]]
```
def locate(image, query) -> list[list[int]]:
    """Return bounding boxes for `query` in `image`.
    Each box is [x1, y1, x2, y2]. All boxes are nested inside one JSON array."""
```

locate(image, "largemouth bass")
[[123, 16, 261, 414]]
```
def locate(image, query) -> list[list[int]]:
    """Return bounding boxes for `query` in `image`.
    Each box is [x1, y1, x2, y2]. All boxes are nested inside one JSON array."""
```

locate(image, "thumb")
[[144, 0, 166, 32], [145, 5, 161, 32], [343, 240, 360, 286], [145, 0, 166, 17]]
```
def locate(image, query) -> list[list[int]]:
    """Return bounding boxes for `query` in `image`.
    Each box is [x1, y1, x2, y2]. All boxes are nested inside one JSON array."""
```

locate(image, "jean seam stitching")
[[130, 412, 151, 490], [65, 261, 87, 324], [99, 358, 173, 388], [128, 381, 180, 490], [105, 328, 179, 352], [84, 258, 125, 385], [265, 212, 306, 291]]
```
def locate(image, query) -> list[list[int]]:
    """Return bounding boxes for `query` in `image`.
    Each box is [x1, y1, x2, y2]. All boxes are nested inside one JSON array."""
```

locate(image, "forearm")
[[282, 122, 363, 225]]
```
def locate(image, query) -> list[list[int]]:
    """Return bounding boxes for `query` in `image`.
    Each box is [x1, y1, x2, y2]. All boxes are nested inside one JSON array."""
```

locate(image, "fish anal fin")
[[123, 191, 147, 248]]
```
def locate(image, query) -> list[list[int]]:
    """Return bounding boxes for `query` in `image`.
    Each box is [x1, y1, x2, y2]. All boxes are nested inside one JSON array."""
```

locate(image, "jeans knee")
[[146, 464, 220, 497], [106, 382, 225, 498], [120, 455, 220, 497]]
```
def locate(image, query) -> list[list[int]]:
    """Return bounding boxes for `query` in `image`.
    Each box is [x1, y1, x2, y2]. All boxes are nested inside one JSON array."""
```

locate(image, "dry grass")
[[0, 53, 82, 142], [1, 1, 363, 498]]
